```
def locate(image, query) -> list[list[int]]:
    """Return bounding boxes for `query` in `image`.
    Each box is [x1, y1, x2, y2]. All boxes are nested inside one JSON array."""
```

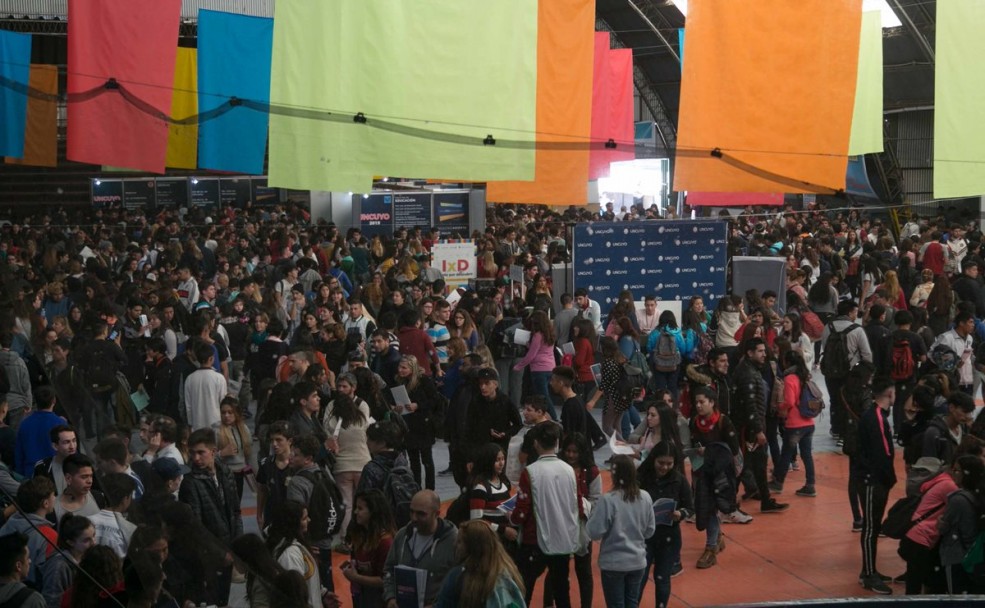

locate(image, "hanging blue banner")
[[0, 30, 31, 158], [845, 155, 879, 199], [573, 220, 728, 313], [198, 10, 273, 175]]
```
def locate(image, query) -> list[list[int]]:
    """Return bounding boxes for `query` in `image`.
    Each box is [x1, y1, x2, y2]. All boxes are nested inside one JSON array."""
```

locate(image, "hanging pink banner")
[[589, 33, 635, 180], [687, 192, 784, 206], [66, 0, 181, 173]]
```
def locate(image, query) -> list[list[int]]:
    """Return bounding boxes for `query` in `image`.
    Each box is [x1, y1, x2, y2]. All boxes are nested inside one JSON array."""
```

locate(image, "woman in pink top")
[[899, 460, 955, 595], [769, 350, 816, 497], [513, 311, 558, 419]]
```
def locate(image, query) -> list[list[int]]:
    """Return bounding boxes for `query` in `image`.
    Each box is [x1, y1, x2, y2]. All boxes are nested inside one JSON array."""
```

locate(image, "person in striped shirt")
[[467, 443, 517, 546]]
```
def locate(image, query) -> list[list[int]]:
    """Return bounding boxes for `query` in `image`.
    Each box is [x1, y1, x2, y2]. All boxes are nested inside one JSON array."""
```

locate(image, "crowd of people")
[[0, 199, 984, 608]]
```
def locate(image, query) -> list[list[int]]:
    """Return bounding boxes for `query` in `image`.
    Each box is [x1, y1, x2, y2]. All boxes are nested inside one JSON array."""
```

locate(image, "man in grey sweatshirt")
[[0, 331, 33, 430], [0, 477, 57, 588]]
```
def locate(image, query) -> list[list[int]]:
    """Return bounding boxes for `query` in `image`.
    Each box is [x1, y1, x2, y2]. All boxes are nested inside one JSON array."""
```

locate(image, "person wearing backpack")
[[931, 310, 976, 395], [357, 421, 421, 529], [769, 350, 817, 498], [921, 392, 975, 468], [889, 310, 928, 431], [77, 321, 127, 438], [898, 457, 955, 595], [939, 455, 985, 594], [287, 434, 345, 593], [821, 300, 872, 442], [647, 311, 688, 404], [587, 337, 635, 439]]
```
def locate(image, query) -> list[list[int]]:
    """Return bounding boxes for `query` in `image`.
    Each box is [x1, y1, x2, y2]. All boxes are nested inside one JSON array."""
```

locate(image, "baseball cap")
[[476, 367, 499, 382], [152, 457, 191, 480]]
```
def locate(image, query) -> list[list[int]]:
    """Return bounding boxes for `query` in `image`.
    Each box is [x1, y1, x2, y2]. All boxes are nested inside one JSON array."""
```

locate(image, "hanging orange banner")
[[5, 64, 58, 167]]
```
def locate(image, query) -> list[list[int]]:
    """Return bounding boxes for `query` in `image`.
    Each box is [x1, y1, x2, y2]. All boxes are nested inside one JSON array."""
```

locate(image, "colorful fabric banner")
[[167, 48, 198, 170], [588, 34, 635, 181], [486, 0, 595, 206], [674, 0, 862, 193], [848, 11, 883, 155], [0, 30, 32, 158], [934, 0, 985, 199], [268, 0, 539, 193], [197, 11, 272, 175], [687, 192, 783, 207], [66, 0, 180, 172], [5, 64, 57, 167]]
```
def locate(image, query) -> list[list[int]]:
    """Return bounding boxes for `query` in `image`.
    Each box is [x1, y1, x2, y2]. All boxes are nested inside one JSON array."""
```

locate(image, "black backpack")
[[820, 323, 859, 379], [384, 458, 421, 528], [881, 494, 943, 540], [84, 341, 120, 390], [294, 468, 346, 541]]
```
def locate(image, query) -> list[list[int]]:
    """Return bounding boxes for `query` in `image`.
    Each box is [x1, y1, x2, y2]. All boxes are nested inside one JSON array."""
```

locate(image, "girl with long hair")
[[560, 433, 601, 608], [440, 337, 469, 401], [637, 441, 694, 608], [467, 443, 515, 543], [939, 455, 985, 594], [67, 545, 125, 608], [512, 310, 558, 418], [435, 520, 525, 608], [266, 500, 322, 608], [392, 355, 440, 489], [570, 318, 598, 403], [323, 381, 372, 544], [769, 350, 817, 498], [781, 312, 815, 369], [342, 490, 396, 608], [587, 336, 633, 438], [42, 514, 95, 608], [629, 400, 684, 465], [216, 397, 253, 501], [647, 310, 691, 404], [448, 309, 479, 351], [586, 455, 656, 608], [910, 268, 936, 309], [688, 387, 740, 569], [926, 274, 955, 336], [230, 533, 285, 608], [879, 270, 907, 311]]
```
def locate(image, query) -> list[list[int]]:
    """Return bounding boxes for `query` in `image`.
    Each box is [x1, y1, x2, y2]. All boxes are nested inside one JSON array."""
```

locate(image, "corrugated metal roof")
[[1, 0, 274, 19]]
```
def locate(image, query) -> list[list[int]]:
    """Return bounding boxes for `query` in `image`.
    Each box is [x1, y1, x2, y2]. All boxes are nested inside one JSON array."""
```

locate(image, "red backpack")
[[891, 337, 915, 381]]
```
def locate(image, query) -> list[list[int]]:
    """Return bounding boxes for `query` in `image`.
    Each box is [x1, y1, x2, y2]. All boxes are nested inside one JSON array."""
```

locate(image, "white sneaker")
[[721, 509, 754, 524]]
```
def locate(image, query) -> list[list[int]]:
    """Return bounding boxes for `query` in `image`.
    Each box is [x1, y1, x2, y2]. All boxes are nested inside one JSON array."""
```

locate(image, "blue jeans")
[[652, 368, 680, 403], [530, 371, 557, 420], [600, 568, 646, 608], [705, 507, 721, 548], [774, 425, 815, 486], [621, 404, 641, 439], [641, 526, 681, 608]]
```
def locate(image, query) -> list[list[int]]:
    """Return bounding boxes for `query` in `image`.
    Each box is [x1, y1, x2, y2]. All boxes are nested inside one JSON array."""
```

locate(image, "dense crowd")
[[0, 200, 984, 608]]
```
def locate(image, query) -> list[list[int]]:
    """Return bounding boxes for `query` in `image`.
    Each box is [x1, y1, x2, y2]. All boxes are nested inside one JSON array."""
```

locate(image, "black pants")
[[899, 536, 941, 595], [860, 483, 890, 577], [518, 545, 572, 608], [826, 376, 846, 437], [847, 457, 863, 523], [743, 444, 773, 509], [573, 544, 593, 608], [766, 414, 782, 471], [406, 446, 435, 490]]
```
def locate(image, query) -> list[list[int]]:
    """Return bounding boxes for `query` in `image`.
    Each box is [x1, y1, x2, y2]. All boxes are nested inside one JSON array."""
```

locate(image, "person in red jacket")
[[395, 309, 440, 378]]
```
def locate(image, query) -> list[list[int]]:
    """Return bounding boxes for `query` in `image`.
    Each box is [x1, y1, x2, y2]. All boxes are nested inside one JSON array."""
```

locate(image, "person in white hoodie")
[[586, 455, 656, 608], [89, 473, 137, 559]]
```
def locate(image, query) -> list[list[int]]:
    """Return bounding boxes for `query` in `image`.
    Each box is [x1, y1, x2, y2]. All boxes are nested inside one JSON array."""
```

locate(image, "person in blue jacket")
[[14, 387, 66, 477], [647, 312, 695, 404]]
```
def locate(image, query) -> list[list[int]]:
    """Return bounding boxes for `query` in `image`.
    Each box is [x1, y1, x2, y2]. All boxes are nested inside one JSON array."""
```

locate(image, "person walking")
[[856, 378, 897, 595], [586, 455, 656, 608], [768, 350, 817, 498]]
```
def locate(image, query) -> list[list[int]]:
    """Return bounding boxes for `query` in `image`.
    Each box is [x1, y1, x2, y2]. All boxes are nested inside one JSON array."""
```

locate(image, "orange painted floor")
[[267, 451, 910, 607]]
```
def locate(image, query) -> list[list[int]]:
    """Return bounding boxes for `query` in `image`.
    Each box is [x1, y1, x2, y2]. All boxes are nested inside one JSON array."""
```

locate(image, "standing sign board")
[[359, 193, 393, 238], [433, 191, 470, 236], [91, 179, 123, 209], [123, 179, 156, 211], [220, 178, 252, 209], [431, 240, 476, 289], [573, 220, 728, 313], [189, 179, 221, 211], [156, 178, 189, 209], [392, 192, 432, 230]]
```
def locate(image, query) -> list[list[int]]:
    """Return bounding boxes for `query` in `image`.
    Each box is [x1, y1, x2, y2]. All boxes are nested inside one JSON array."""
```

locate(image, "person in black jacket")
[[731, 338, 787, 514], [143, 338, 177, 421], [922, 392, 975, 467], [463, 368, 522, 459], [389, 355, 441, 490], [854, 378, 897, 595], [637, 440, 694, 608], [178, 428, 242, 606]]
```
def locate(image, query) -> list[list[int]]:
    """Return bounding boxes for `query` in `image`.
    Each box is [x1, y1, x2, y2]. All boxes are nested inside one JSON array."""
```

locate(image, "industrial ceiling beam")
[[887, 0, 935, 64]]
